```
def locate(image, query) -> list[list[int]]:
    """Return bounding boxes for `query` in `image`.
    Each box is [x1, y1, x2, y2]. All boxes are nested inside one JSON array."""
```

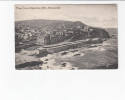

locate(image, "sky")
[[15, 4, 117, 28]]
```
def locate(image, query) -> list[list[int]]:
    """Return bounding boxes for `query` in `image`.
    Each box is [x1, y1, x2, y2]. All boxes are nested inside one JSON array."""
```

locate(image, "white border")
[[0, 1, 125, 100]]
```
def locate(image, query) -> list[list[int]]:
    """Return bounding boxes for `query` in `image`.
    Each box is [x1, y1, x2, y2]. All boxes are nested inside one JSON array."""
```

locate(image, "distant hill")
[[106, 28, 118, 37], [15, 19, 86, 32]]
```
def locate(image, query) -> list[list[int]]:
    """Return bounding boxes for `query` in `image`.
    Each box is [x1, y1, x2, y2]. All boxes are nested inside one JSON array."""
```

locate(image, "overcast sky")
[[15, 4, 117, 28]]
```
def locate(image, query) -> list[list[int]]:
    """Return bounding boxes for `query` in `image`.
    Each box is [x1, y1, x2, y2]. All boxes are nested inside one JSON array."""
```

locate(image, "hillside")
[[15, 19, 85, 31], [15, 19, 110, 51]]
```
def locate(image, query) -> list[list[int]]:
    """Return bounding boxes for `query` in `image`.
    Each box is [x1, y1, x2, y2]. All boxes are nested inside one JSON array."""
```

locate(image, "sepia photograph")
[[15, 4, 118, 70]]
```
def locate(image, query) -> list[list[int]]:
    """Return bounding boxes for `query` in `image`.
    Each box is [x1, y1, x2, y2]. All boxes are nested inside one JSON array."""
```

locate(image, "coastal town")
[[15, 19, 118, 70]]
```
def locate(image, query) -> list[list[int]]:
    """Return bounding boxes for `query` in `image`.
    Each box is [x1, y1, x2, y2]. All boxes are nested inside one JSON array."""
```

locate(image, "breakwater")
[[38, 38, 103, 54]]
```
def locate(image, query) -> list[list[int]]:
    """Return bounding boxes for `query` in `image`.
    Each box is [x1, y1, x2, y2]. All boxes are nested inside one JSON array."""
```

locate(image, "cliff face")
[[15, 19, 110, 46]]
